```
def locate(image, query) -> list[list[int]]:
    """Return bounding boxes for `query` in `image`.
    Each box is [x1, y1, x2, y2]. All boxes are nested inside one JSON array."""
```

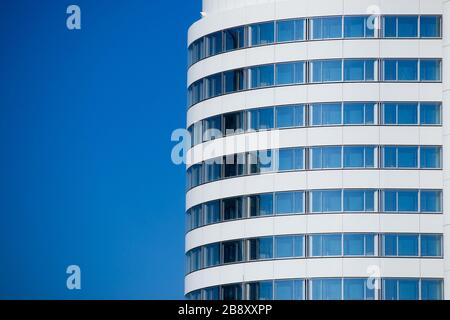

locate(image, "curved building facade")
[[185, 0, 448, 300]]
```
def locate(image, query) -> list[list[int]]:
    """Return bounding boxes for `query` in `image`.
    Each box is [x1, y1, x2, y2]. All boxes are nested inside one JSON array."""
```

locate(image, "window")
[[343, 190, 375, 212], [382, 146, 418, 168], [382, 103, 418, 125], [224, 69, 245, 94], [343, 234, 375, 256], [205, 73, 223, 99], [204, 243, 220, 268], [206, 31, 223, 57], [420, 147, 441, 169], [222, 240, 243, 264], [278, 148, 304, 171], [420, 59, 441, 81], [204, 158, 222, 183], [344, 60, 375, 81], [311, 60, 342, 82], [311, 103, 342, 125], [420, 191, 442, 213], [383, 59, 418, 81], [276, 62, 305, 85], [383, 190, 419, 212], [310, 279, 342, 300], [203, 115, 222, 142], [274, 280, 305, 300], [248, 193, 273, 217], [189, 164, 202, 188], [250, 65, 274, 88], [311, 147, 342, 169], [276, 105, 304, 128], [223, 111, 244, 135], [382, 234, 419, 256], [224, 154, 246, 178], [311, 190, 342, 213], [384, 16, 418, 38], [275, 235, 304, 258], [204, 200, 221, 225], [248, 281, 273, 300], [421, 280, 443, 300], [343, 146, 375, 168], [383, 279, 419, 300], [222, 284, 243, 300], [190, 247, 202, 272], [420, 235, 442, 257], [343, 103, 375, 125], [249, 237, 273, 260], [188, 205, 202, 229], [248, 150, 274, 174], [224, 27, 246, 50], [275, 191, 304, 215], [420, 16, 441, 38], [420, 103, 441, 125], [189, 79, 204, 106], [311, 234, 342, 256], [344, 279, 375, 300], [311, 17, 343, 39], [223, 197, 244, 221], [187, 290, 201, 300], [247, 108, 274, 130], [203, 287, 220, 300], [344, 16, 374, 38], [277, 19, 305, 42], [250, 22, 274, 46]]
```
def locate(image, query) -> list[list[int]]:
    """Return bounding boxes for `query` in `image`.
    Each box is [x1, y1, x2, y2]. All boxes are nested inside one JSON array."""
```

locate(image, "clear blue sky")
[[0, 0, 201, 299]]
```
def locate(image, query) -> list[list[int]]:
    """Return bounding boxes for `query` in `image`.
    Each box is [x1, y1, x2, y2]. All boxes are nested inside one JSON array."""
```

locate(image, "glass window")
[[276, 62, 304, 85], [224, 69, 245, 93], [383, 60, 418, 81], [383, 190, 419, 212], [222, 284, 243, 300], [421, 280, 443, 300], [420, 16, 441, 38], [343, 103, 374, 125], [206, 31, 223, 57], [344, 16, 374, 38], [383, 234, 398, 256], [311, 146, 342, 169], [248, 150, 274, 174], [204, 200, 221, 225], [311, 60, 342, 82], [224, 27, 246, 50], [186, 289, 201, 300], [397, 147, 418, 168], [204, 243, 220, 268], [276, 105, 304, 128], [343, 190, 374, 212], [343, 146, 375, 168], [344, 278, 375, 300], [310, 279, 342, 300], [203, 286, 220, 300], [275, 191, 304, 215], [248, 108, 274, 131], [275, 235, 304, 258], [222, 240, 243, 264], [420, 190, 442, 213], [311, 103, 342, 126], [344, 60, 375, 81], [420, 147, 441, 169], [383, 279, 419, 300], [398, 103, 418, 124], [223, 197, 243, 221], [420, 103, 441, 125], [250, 22, 274, 46], [249, 237, 274, 260], [311, 190, 342, 213], [248, 281, 273, 300], [277, 19, 305, 42], [203, 116, 222, 142], [311, 17, 343, 39], [224, 154, 246, 178], [223, 111, 244, 135], [420, 59, 441, 81], [189, 164, 202, 188], [383, 16, 397, 37], [275, 280, 305, 300], [344, 234, 375, 256], [205, 73, 222, 99], [398, 16, 418, 37], [190, 247, 202, 272], [421, 235, 442, 257], [278, 148, 304, 171], [204, 158, 222, 183], [398, 234, 419, 256], [311, 234, 342, 256], [250, 65, 274, 88], [189, 205, 202, 229], [249, 193, 273, 217]]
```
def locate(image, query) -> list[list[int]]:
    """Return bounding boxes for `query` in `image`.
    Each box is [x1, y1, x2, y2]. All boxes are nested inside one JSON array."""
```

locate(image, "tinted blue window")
[[248, 281, 273, 300], [276, 62, 304, 85], [204, 243, 220, 267], [311, 234, 342, 256], [311, 190, 342, 213], [383, 234, 397, 256], [222, 284, 243, 300], [311, 279, 342, 300], [311, 17, 343, 39], [397, 147, 418, 168], [275, 236, 304, 258], [398, 191, 418, 212], [275, 280, 304, 300], [311, 147, 342, 169], [398, 16, 418, 37], [203, 116, 222, 142], [204, 159, 222, 183], [190, 164, 202, 188], [224, 69, 245, 93], [398, 103, 418, 124], [206, 31, 223, 57], [383, 60, 397, 80], [250, 65, 274, 88], [275, 192, 304, 215], [420, 103, 441, 125], [249, 237, 273, 260], [278, 148, 303, 171], [204, 201, 221, 225], [222, 240, 243, 263], [203, 287, 220, 300], [205, 73, 223, 99], [420, 59, 441, 81], [249, 194, 273, 217], [344, 234, 375, 256], [420, 16, 441, 38], [344, 60, 374, 81], [384, 279, 419, 300], [398, 235, 419, 256], [421, 235, 442, 257], [421, 280, 443, 300], [344, 16, 374, 38], [250, 22, 274, 46], [383, 191, 397, 212], [187, 289, 202, 300], [224, 27, 246, 50], [344, 279, 374, 300], [343, 190, 366, 211], [276, 105, 304, 128], [343, 103, 374, 125], [420, 147, 441, 169], [190, 247, 202, 272], [382, 103, 397, 124], [277, 19, 305, 42], [420, 191, 442, 212], [223, 111, 244, 134], [343, 146, 374, 168], [312, 60, 342, 82], [223, 197, 243, 220], [248, 108, 274, 130], [398, 60, 418, 80], [383, 16, 397, 37], [311, 103, 342, 125]]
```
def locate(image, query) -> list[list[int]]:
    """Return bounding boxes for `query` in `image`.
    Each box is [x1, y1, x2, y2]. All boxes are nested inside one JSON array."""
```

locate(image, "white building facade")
[[185, 0, 449, 300]]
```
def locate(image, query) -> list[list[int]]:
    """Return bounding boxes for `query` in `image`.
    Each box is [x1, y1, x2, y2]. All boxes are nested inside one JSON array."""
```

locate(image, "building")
[[185, 0, 449, 300]]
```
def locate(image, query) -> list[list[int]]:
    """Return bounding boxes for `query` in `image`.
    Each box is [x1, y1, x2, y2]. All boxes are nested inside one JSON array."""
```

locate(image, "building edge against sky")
[[185, 0, 448, 300]]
